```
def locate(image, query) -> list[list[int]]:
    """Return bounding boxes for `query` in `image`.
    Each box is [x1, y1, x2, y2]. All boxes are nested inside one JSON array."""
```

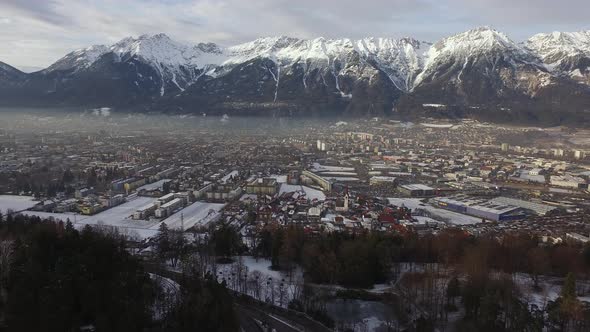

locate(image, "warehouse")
[[370, 176, 397, 186], [433, 195, 526, 222], [399, 184, 435, 197], [550, 174, 588, 189], [489, 196, 556, 216]]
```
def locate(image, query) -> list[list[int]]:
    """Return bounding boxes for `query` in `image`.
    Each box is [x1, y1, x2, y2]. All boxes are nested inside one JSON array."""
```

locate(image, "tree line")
[[0, 215, 239, 332], [249, 225, 590, 331]]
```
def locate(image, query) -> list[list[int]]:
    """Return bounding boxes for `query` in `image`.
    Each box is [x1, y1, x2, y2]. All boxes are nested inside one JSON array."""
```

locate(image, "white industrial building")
[[550, 174, 588, 189]]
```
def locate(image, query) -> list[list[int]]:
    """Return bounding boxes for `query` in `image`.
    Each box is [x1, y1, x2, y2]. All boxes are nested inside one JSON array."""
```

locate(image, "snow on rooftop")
[[154, 201, 225, 230], [388, 197, 481, 225], [311, 163, 355, 172], [137, 179, 171, 192], [279, 184, 326, 201]]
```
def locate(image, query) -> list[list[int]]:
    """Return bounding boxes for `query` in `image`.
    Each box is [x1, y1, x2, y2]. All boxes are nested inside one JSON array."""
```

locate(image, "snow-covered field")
[[8, 195, 226, 239], [269, 174, 288, 183], [387, 198, 481, 225], [19, 196, 161, 238], [154, 201, 225, 230], [280, 184, 326, 201], [215, 256, 304, 308], [235, 256, 285, 280], [0, 195, 39, 214], [513, 273, 590, 309]]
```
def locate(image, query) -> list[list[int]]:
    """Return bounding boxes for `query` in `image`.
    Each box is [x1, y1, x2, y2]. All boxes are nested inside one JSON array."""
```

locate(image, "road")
[[236, 304, 305, 332], [143, 262, 331, 332], [236, 307, 264, 332]]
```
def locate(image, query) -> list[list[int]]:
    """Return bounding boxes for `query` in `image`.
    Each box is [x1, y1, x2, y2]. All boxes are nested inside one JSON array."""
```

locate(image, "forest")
[[2, 212, 590, 331], [0, 214, 237, 332], [246, 225, 590, 331]]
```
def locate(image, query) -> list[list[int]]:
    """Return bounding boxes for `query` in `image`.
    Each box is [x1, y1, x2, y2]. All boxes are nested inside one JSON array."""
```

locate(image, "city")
[[1, 111, 590, 330], [3, 0, 590, 331]]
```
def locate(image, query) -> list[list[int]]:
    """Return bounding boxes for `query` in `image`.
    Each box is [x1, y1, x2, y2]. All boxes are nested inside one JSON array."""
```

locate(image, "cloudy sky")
[[1, 0, 589, 71]]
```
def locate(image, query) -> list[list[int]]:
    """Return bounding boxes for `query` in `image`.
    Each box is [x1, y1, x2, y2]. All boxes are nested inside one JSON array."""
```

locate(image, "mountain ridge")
[[2, 27, 590, 126]]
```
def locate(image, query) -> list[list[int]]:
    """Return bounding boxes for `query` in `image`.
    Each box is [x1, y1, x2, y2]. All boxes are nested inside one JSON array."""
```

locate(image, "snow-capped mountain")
[[2, 28, 590, 125], [44, 45, 110, 73], [527, 31, 590, 84], [411, 27, 554, 105], [37, 34, 428, 98]]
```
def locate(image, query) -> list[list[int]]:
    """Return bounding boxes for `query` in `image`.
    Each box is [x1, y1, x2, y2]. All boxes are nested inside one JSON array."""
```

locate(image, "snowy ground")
[[0, 195, 39, 214], [19, 196, 161, 238], [16, 197, 226, 239], [387, 198, 481, 225], [149, 273, 180, 321], [214, 256, 304, 308], [153, 201, 225, 230], [513, 272, 590, 309], [326, 299, 398, 332], [279, 184, 326, 201], [269, 174, 288, 183]]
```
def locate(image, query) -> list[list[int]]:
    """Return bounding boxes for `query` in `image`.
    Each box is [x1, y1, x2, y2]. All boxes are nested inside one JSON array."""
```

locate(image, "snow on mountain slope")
[[43, 34, 428, 95], [527, 31, 590, 66], [13, 27, 590, 114], [526, 31, 590, 83], [44, 45, 109, 72], [107, 34, 226, 95], [219, 36, 427, 92], [415, 27, 534, 86], [411, 26, 554, 101], [110, 34, 199, 67], [42, 34, 228, 96]]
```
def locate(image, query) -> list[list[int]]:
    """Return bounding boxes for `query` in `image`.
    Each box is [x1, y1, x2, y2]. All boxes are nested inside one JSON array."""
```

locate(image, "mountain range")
[[2, 27, 590, 125]]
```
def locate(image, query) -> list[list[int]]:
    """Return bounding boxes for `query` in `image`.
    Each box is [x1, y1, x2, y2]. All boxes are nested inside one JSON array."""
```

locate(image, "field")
[[3, 196, 225, 239], [0, 195, 39, 214]]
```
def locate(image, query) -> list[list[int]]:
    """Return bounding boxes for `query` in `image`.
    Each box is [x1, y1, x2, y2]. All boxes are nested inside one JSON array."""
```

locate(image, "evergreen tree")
[[156, 223, 171, 261], [446, 276, 460, 306], [562, 272, 576, 300]]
